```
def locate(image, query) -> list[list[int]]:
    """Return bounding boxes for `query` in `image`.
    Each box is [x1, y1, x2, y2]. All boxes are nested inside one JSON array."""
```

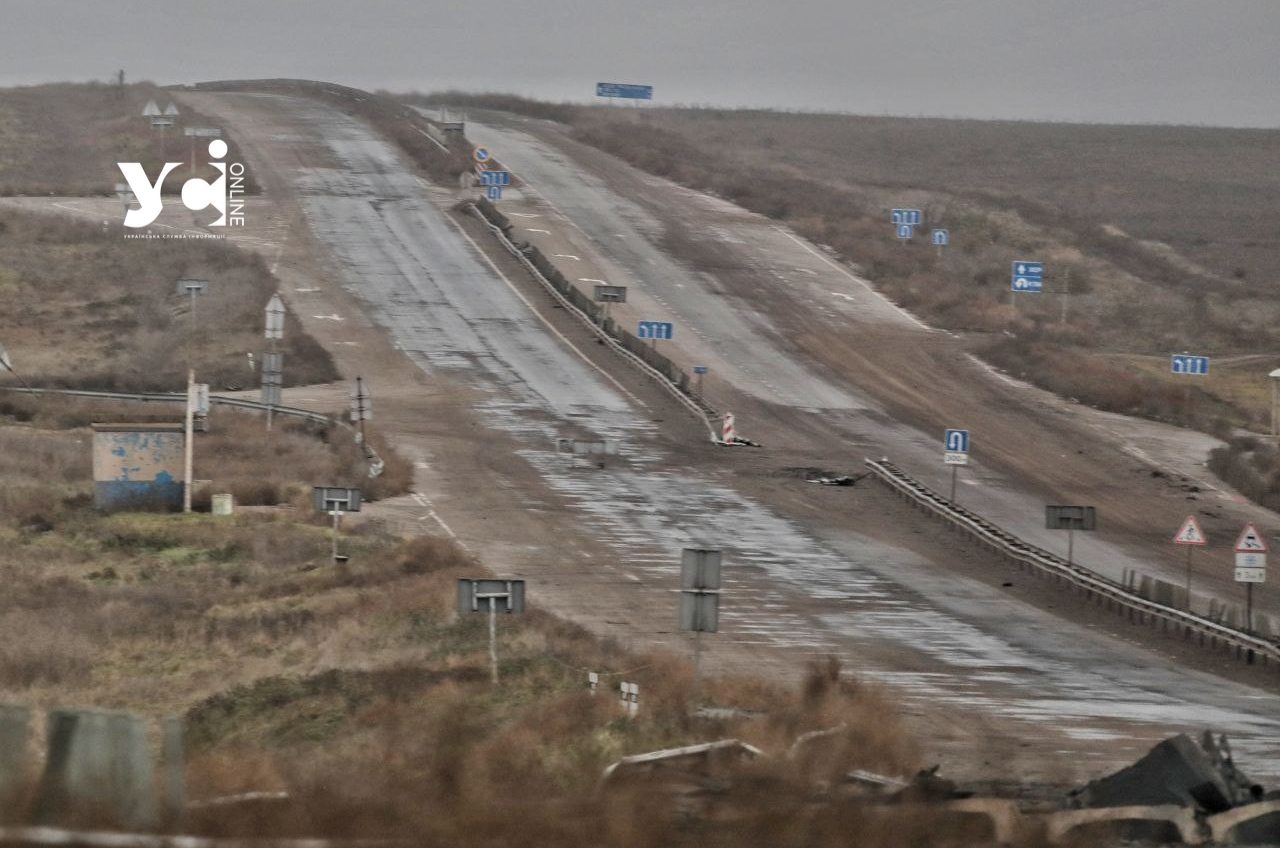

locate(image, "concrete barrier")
[[0, 705, 31, 811], [1042, 804, 1201, 844], [33, 708, 157, 830], [1207, 799, 1280, 845]]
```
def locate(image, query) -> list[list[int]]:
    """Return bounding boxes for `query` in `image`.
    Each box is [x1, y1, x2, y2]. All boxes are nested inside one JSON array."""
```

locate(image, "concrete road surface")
[[159, 92, 1280, 783]]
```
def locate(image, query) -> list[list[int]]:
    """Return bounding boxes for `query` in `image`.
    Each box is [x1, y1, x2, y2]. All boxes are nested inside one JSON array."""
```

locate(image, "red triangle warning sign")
[[1173, 515, 1206, 546], [1234, 522, 1268, 553]]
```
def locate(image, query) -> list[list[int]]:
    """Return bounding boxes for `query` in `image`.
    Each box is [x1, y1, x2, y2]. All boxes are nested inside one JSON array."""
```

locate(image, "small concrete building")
[[91, 423, 184, 512]]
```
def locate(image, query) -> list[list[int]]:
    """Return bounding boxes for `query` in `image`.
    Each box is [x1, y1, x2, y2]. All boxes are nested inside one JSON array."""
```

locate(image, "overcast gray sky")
[[2, 0, 1277, 126]]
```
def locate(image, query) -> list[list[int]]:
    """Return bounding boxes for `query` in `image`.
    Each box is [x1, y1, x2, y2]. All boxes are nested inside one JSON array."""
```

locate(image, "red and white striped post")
[[722, 412, 735, 445]]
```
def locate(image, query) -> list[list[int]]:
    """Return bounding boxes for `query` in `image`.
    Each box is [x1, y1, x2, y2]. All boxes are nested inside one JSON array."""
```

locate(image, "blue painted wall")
[[92, 428, 185, 512]]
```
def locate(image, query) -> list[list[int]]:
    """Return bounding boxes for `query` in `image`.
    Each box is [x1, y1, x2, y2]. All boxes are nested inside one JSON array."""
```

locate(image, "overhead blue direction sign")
[[1171, 354, 1209, 375], [637, 321, 674, 340], [596, 82, 654, 100], [1011, 260, 1044, 293]]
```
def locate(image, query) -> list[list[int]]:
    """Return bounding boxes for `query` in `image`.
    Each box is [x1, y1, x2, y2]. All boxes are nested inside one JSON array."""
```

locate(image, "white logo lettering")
[[118, 140, 244, 229]]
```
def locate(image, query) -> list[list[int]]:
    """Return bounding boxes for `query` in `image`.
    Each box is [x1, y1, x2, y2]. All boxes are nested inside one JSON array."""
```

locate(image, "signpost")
[[262, 293, 285, 430], [313, 486, 362, 564], [944, 428, 969, 501], [1233, 523, 1267, 633], [595, 82, 654, 101], [693, 364, 708, 398], [679, 547, 722, 702], [1045, 505, 1096, 566], [896, 223, 913, 241], [890, 209, 923, 226], [473, 147, 491, 164], [932, 228, 949, 250], [485, 185, 502, 202], [1170, 354, 1210, 375], [457, 578, 526, 683], [592, 284, 626, 325], [637, 320, 674, 347], [1011, 261, 1044, 294], [183, 126, 221, 172], [478, 170, 510, 187], [1173, 515, 1207, 611]]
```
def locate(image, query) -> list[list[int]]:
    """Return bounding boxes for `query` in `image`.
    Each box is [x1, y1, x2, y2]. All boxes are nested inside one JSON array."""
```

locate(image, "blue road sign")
[[897, 223, 913, 240], [1171, 354, 1210, 375], [932, 229, 949, 246], [891, 208, 923, 226], [479, 170, 511, 187], [1011, 260, 1044, 293], [486, 185, 502, 201], [473, 147, 491, 163], [596, 82, 654, 100], [637, 321, 674, 340], [693, 365, 708, 374], [945, 429, 970, 453]]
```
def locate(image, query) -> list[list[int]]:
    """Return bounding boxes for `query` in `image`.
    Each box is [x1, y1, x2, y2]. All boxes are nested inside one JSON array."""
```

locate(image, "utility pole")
[[176, 279, 208, 371]]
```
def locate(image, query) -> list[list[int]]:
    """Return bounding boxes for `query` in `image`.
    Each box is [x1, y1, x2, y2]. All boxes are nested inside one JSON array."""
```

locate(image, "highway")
[[176, 91, 1280, 783]]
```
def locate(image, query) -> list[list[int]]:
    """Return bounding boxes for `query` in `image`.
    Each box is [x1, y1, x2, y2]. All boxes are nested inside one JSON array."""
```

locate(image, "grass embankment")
[[0, 81, 257, 196], [0, 207, 337, 391], [0, 414, 928, 844]]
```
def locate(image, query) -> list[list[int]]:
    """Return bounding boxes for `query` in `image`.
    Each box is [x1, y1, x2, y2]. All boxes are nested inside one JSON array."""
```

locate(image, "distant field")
[[0, 207, 337, 391], [0, 81, 254, 195], [616, 110, 1280, 288]]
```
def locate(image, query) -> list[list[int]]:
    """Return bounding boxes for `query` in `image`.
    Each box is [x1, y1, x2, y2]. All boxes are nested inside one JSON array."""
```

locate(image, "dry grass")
[[0, 81, 258, 197], [0, 207, 337, 391]]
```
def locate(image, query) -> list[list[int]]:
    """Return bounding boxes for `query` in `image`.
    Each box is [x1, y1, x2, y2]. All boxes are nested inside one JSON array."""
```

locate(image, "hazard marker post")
[[722, 412, 735, 445], [1173, 515, 1207, 612], [1233, 522, 1267, 635]]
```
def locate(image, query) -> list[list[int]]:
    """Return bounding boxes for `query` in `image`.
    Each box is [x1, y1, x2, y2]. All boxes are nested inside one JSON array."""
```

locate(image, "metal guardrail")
[[864, 457, 1280, 664], [468, 204, 720, 443], [0, 385, 334, 426]]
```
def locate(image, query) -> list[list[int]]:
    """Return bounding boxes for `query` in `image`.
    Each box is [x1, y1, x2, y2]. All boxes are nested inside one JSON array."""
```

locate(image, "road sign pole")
[[488, 596, 499, 684], [1060, 269, 1071, 325], [693, 628, 703, 705], [331, 509, 341, 563], [950, 466, 958, 502], [1185, 546, 1194, 612], [183, 370, 195, 514], [1246, 583, 1253, 634], [1067, 526, 1074, 566]]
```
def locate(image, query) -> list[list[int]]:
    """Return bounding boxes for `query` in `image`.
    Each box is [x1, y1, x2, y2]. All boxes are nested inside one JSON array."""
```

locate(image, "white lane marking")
[[336, 341, 360, 346], [554, 254, 581, 261], [578, 278, 607, 284], [774, 227, 931, 330], [526, 228, 551, 234], [312, 313, 344, 321], [448, 217, 648, 408], [412, 493, 456, 538], [831, 292, 857, 302], [794, 267, 817, 276], [295, 287, 321, 293], [507, 212, 541, 218]]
